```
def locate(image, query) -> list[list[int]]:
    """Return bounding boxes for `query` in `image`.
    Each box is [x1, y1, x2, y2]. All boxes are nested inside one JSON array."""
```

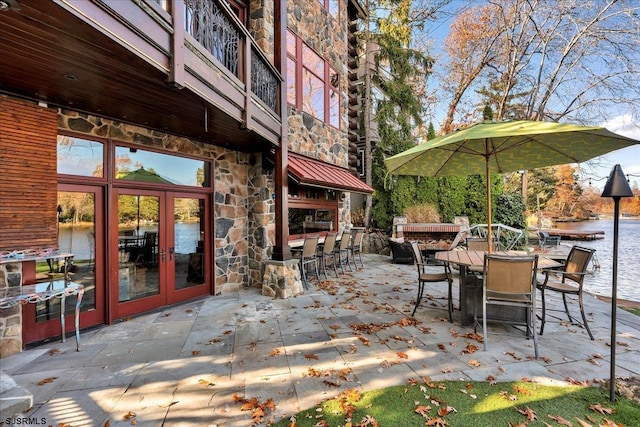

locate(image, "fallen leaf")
[[437, 405, 456, 416], [192, 350, 200, 356], [516, 406, 537, 421], [462, 343, 478, 354], [37, 377, 58, 385], [305, 353, 319, 360], [198, 379, 215, 387], [396, 351, 408, 359], [425, 417, 448, 426], [548, 414, 572, 426], [575, 418, 593, 427], [415, 405, 431, 417], [589, 403, 614, 415], [270, 348, 281, 356], [123, 411, 137, 420], [467, 359, 481, 367]]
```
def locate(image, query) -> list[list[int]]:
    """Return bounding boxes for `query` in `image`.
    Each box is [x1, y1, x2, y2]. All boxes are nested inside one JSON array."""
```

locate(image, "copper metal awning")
[[288, 152, 374, 194]]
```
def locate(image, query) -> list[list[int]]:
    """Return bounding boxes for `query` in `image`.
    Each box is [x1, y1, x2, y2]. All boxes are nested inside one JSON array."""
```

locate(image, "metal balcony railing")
[[184, 0, 280, 113]]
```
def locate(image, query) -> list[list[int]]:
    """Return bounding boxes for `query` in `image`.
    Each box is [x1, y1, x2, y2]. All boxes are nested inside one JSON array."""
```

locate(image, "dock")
[[543, 229, 605, 240]]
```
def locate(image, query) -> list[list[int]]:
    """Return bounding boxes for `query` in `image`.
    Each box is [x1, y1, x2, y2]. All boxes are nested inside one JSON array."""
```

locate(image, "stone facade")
[[0, 262, 23, 357], [58, 110, 268, 293]]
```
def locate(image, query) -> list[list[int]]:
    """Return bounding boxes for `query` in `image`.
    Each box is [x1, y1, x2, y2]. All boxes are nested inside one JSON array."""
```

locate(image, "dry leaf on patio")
[[587, 358, 601, 366], [305, 353, 319, 360], [407, 378, 420, 385], [123, 411, 137, 420], [198, 379, 215, 387], [329, 324, 342, 330], [503, 351, 522, 360], [589, 403, 614, 415], [464, 332, 483, 342], [270, 348, 281, 356], [192, 350, 200, 356], [516, 406, 537, 421], [462, 343, 478, 354], [486, 375, 497, 384], [396, 351, 408, 359], [48, 348, 61, 356], [467, 359, 481, 367], [37, 377, 57, 385], [548, 414, 572, 426]]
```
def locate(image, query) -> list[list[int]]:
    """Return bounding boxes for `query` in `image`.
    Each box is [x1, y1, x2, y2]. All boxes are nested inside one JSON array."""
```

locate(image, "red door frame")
[[165, 191, 211, 305], [22, 184, 106, 345]]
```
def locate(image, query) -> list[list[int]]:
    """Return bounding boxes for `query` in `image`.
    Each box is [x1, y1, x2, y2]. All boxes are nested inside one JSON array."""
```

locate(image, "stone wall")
[[0, 263, 23, 357]]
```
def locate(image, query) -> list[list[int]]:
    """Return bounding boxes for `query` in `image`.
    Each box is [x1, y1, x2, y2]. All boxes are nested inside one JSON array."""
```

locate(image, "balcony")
[[0, 0, 283, 148]]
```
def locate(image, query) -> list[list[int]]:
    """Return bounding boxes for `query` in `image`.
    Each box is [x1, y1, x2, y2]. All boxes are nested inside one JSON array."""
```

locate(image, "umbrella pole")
[[486, 151, 492, 253]]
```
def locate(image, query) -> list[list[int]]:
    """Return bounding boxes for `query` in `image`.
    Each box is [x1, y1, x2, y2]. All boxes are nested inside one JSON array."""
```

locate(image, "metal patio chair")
[[410, 241, 454, 322], [537, 245, 596, 340]]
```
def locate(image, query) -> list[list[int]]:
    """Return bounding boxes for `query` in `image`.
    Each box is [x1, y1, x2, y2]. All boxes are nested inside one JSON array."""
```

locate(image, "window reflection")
[[289, 208, 335, 236], [57, 136, 104, 177], [114, 146, 211, 187]]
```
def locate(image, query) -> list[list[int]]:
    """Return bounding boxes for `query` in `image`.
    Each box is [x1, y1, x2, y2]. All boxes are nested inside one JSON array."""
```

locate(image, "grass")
[[622, 307, 640, 316], [273, 380, 640, 426]]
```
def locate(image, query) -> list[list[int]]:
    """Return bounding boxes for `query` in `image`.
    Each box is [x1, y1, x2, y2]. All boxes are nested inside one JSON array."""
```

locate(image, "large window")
[[287, 30, 340, 128], [288, 181, 339, 239]]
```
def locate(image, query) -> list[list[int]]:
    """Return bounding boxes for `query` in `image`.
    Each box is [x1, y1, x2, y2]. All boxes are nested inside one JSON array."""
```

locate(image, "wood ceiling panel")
[[0, 0, 275, 152]]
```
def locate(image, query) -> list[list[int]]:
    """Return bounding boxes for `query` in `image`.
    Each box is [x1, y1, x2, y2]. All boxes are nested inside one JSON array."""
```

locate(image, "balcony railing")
[[184, 0, 280, 113]]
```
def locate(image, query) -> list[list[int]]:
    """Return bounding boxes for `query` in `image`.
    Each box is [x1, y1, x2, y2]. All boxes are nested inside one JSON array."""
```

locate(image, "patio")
[[1, 254, 639, 426]]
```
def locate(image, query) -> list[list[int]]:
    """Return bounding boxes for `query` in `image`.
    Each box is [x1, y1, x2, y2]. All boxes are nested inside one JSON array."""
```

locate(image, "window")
[[318, 0, 339, 17], [57, 135, 104, 178], [287, 30, 340, 128], [114, 146, 211, 188]]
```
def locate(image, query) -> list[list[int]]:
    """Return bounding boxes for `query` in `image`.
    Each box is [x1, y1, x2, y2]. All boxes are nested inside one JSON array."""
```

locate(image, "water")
[[554, 219, 640, 302], [58, 223, 201, 261]]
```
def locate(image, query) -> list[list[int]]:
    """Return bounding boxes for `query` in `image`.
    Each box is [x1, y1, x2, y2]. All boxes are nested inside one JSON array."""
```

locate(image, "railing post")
[[242, 38, 252, 129], [168, 0, 185, 89]]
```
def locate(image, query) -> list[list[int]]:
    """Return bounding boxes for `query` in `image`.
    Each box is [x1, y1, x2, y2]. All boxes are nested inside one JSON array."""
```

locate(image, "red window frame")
[[287, 30, 340, 129]]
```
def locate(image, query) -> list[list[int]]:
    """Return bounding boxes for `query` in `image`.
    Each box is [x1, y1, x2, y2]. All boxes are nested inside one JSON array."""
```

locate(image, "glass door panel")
[[173, 197, 205, 290], [117, 193, 160, 303], [24, 186, 105, 345]]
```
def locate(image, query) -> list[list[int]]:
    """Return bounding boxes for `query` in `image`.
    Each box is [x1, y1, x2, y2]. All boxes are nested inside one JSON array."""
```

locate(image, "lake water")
[[56, 219, 640, 302], [58, 223, 201, 261], [554, 218, 640, 302]]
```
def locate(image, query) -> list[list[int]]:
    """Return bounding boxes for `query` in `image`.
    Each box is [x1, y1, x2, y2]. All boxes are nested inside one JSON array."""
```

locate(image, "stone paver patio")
[[1, 254, 639, 426]]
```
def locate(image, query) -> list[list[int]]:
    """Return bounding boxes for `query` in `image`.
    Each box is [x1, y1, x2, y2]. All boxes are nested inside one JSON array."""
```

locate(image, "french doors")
[[112, 189, 210, 319]]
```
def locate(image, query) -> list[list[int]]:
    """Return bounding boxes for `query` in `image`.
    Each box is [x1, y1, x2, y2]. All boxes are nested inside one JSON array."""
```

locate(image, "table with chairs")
[[289, 229, 366, 288]]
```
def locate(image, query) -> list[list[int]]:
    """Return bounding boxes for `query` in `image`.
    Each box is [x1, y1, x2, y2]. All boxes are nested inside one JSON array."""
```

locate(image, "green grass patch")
[[273, 380, 640, 426], [623, 307, 640, 317]]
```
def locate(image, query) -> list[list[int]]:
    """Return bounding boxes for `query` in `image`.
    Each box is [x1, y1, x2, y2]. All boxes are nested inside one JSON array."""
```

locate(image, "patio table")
[[0, 280, 84, 351], [435, 250, 562, 325]]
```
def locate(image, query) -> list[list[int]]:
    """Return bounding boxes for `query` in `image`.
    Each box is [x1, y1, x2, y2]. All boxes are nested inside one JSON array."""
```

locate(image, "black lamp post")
[[600, 164, 633, 402]]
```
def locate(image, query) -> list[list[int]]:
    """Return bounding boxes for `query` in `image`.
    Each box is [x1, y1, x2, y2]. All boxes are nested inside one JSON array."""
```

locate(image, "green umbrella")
[[385, 120, 640, 250]]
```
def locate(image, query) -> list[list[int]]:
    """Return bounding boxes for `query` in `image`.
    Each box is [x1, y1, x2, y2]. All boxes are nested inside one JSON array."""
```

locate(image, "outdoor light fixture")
[[601, 164, 634, 402], [0, 0, 21, 12]]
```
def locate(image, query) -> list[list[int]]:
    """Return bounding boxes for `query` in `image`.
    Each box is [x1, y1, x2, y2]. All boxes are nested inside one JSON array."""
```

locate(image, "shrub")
[[403, 203, 441, 223]]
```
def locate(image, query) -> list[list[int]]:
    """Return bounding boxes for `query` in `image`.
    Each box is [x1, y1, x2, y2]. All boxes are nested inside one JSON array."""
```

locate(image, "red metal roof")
[[288, 152, 374, 194]]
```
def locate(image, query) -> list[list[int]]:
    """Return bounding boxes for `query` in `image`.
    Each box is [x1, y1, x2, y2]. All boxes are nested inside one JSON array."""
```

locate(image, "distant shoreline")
[[594, 294, 640, 309]]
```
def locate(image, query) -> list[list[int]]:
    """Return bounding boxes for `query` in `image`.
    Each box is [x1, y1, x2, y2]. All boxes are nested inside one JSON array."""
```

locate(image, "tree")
[[439, 0, 640, 127]]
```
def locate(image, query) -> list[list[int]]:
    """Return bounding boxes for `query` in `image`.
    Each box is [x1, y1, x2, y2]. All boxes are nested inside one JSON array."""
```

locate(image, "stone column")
[[0, 262, 24, 358], [261, 259, 303, 298]]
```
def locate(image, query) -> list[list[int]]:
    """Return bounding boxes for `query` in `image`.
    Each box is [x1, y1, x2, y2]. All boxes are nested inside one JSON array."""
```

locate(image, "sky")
[[421, 0, 640, 191]]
